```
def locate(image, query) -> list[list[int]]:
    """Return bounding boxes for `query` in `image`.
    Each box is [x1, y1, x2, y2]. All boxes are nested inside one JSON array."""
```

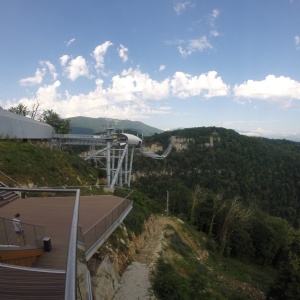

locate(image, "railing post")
[[3, 219, 9, 245], [34, 225, 37, 248]]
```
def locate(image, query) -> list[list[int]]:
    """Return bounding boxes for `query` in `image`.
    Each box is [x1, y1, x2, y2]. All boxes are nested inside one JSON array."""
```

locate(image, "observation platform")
[[0, 194, 133, 299]]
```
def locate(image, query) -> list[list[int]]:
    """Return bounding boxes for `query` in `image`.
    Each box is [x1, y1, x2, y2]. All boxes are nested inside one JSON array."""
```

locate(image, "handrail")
[[0, 216, 44, 248], [0, 171, 23, 187], [0, 216, 44, 228], [0, 186, 80, 300], [64, 188, 80, 300]]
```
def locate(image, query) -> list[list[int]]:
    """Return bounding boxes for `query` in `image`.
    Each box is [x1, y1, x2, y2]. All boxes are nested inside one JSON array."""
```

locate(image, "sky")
[[1, 0, 300, 141]]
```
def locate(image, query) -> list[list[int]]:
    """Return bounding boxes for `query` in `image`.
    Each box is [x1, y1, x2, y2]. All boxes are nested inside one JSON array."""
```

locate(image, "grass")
[[0, 140, 100, 190], [152, 220, 277, 300]]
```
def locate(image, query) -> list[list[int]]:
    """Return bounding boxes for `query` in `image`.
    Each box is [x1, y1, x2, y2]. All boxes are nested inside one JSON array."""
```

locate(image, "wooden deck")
[[0, 194, 128, 299], [0, 195, 124, 270]]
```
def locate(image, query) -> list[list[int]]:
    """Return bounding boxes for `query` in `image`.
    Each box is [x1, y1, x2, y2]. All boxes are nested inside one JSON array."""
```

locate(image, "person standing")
[[12, 213, 26, 246]]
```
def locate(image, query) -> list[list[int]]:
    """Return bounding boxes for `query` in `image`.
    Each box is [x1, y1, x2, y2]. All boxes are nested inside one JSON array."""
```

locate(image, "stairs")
[[0, 182, 19, 207]]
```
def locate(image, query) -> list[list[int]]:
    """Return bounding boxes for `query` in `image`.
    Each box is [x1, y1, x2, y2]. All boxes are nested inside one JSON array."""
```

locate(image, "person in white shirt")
[[12, 213, 26, 246]]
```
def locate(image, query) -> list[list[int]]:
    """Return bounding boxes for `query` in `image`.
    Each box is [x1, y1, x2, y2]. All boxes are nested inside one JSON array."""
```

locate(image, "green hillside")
[[0, 128, 299, 299], [134, 126, 300, 226], [67, 116, 163, 136], [0, 140, 99, 194]]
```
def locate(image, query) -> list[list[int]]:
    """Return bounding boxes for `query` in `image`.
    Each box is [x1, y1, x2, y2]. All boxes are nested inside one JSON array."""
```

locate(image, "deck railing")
[[0, 216, 44, 248], [0, 187, 81, 300], [83, 197, 133, 259]]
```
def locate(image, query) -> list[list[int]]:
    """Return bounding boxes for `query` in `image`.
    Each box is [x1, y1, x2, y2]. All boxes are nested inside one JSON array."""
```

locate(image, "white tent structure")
[[0, 109, 53, 140]]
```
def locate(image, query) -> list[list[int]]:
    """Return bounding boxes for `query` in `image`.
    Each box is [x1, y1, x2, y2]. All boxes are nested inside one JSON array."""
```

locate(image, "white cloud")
[[295, 35, 300, 50], [59, 55, 70, 66], [19, 68, 46, 86], [178, 36, 212, 57], [212, 9, 220, 20], [159, 65, 166, 71], [17, 80, 61, 113], [210, 30, 219, 37], [118, 44, 129, 62], [174, 1, 193, 15], [41, 61, 58, 80], [15, 61, 229, 121], [106, 68, 170, 102], [66, 38, 75, 47], [170, 71, 229, 98], [233, 75, 300, 106], [64, 56, 90, 81], [92, 41, 113, 72]]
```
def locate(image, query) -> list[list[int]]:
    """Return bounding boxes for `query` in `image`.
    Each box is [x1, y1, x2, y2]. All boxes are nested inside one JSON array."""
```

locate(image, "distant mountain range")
[[67, 116, 163, 136]]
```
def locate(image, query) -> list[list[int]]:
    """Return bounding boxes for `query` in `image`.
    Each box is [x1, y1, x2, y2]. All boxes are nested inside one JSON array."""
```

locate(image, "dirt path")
[[113, 216, 170, 300]]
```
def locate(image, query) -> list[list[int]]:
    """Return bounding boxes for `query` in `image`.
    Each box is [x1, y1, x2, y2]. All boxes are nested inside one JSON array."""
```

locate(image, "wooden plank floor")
[[0, 195, 124, 270]]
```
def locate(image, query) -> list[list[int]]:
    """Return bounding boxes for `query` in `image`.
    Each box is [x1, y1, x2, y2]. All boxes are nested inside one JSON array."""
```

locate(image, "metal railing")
[[83, 197, 133, 260], [0, 216, 44, 248], [0, 187, 80, 300]]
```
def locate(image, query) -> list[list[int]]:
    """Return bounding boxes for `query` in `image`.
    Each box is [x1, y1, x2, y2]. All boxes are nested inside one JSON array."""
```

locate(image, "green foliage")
[[267, 229, 300, 299], [8, 103, 29, 116], [251, 213, 291, 267], [40, 109, 70, 134], [152, 259, 195, 300], [134, 127, 300, 227], [0, 140, 98, 189], [122, 189, 162, 235], [152, 226, 263, 299], [67, 116, 162, 136]]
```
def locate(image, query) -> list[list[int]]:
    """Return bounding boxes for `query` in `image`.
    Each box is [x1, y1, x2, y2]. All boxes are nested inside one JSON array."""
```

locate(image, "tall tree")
[[268, 229, 300, 300], [8, 103, 29, 116], [190, 185, 206, 225], [208, 193, 226, 237], [217, 196, 253, 256], [29, 101, 40, 120], [40, 109, 70, 134]]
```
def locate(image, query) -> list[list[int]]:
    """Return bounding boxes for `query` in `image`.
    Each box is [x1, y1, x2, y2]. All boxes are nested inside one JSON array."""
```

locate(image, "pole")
[[166, 191, 169, 216]]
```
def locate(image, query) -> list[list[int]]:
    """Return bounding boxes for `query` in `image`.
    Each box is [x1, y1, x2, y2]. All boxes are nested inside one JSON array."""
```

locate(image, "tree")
[[208, 193, 226, 237], [252, 214, 291, 267], [217, 196, 253, 256], [268, 229, 300, 299], [29, 101, 40, 120], [189, 185, 206, 225], [40, 109, 70, 134], [8, 103, 29, 116]]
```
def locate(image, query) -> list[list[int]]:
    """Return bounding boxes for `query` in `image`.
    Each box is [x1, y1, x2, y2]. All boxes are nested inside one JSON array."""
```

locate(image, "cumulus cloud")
[[41, 61, 58, 80], [118, 44, 129, 62], [64, 56, 90, 81], [19, 68, 46, 86], [59, 55, 70, 66], [178, 36, 212, 57], [233, 75, 300, 106], [92, 41, 113, 72], [14, 65, 230, 121], [106, 68, 170, 102], [174, 1, 193, 15], [17, 80, 61, 113], [170, 71, 229, 98]]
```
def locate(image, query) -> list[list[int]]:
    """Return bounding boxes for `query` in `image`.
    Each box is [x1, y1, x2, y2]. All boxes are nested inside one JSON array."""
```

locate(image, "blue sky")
[[1, 0, 300, 140]]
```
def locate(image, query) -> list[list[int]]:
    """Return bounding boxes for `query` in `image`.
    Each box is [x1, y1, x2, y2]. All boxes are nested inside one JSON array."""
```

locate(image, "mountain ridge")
[[67, 116, 163, 136]]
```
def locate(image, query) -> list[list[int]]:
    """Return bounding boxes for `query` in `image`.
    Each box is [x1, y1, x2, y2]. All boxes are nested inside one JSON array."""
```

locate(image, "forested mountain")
[[134, 127, 300, 227], [1, 130, 299, 298], [67, 116, 163, 136], [131, 127, 300, 298]]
